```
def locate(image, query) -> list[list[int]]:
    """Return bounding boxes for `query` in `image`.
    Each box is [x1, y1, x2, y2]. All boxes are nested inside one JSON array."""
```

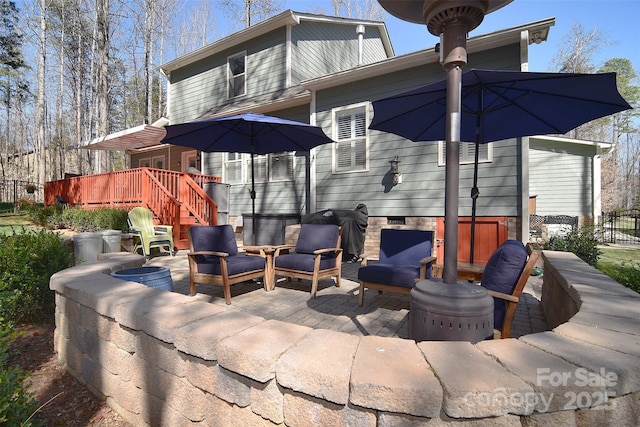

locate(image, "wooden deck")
[[44, 168, 222, 249]]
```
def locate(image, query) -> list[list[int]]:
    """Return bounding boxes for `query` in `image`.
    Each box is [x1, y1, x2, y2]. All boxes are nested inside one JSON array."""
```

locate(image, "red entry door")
[[436, 216, 508, 265]]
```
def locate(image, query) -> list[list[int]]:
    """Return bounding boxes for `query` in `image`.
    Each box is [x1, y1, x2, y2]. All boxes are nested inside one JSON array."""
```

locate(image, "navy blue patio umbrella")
[[161, 112, 335, 244], [370, 69, 631, 265]]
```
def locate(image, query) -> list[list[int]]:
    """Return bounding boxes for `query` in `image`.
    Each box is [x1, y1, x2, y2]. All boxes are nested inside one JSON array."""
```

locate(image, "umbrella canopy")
[[370, 69, 631, 264], [161, 112, 335, 244]]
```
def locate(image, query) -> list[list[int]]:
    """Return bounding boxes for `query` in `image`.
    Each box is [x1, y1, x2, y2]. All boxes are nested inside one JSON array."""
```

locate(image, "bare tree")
[[331, 0, 384, 20], [219, 0, 284, 29], [599, 58, 640, 210], [96, 0, 110, 172], [37, 0, 47, 184]]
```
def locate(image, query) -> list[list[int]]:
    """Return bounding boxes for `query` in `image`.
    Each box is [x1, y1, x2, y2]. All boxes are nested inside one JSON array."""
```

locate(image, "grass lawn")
[[0, 212, 36, 235], [597, 246, 640, 293]]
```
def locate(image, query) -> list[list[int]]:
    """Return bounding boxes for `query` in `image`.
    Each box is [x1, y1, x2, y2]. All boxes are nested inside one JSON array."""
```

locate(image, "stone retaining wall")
[[50, 250, 640, 426]]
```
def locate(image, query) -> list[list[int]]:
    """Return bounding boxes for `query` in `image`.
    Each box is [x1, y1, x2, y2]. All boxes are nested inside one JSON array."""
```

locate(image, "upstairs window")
[[438, 141, 493, 166], [333, 104, 368, 173], [228, 52, 246, 98]]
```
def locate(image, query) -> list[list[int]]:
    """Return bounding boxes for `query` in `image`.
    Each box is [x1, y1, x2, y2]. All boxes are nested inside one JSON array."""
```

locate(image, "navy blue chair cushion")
[[380, 229, 433, 276], [196, 253, 265, 276], [357, 264, 420, 288], [190, 225, 238, 256], [274, 252, 337, 272], [357, 229, 434, 288], [481, 240, 528, 329], [190, 225, 265, 276], [294, 224, 340, 256]]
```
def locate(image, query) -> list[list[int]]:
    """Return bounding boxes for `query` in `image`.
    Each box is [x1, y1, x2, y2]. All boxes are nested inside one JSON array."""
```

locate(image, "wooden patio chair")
[[127, 207, 175, 258], [187, 225, 267, 304], [273, 224, 343, 298], [357, 229, 436, 307], [479, 241, 540, 339]]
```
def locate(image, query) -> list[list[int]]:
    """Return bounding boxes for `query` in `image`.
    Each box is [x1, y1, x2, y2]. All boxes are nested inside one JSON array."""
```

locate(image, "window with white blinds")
[[437, 141, 493, 166], [333, 104, 368, 173], [269, 152, 294, 181]]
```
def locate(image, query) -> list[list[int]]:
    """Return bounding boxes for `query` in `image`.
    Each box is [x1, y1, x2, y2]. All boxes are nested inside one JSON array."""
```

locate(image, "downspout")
[[308, 91, 318, 214], [356, 24, 365, 65], [520, 30, 530, 241]]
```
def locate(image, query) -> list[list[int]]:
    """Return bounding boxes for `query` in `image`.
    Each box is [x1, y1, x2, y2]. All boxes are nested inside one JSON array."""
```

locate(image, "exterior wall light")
[[390, 155, 401, 185]]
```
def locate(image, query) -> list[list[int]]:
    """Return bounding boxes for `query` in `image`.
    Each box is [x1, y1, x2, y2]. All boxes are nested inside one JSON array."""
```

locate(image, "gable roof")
[[302, 17, 555, 90], [159, 10, 394, 77]]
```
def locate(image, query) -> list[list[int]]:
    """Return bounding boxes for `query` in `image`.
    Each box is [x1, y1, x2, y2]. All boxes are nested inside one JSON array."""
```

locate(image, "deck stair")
[[44, 167, 222, 251]]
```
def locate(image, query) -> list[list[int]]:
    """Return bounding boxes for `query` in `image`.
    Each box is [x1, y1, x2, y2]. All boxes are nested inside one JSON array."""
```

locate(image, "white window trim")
[[139, 158, 151, 168], [224, 152, 295, 185], [224, 153, 244, 184], [227, 51, 247, 99], [152, 155, 166, 169], [268, 152, 295, 182], [437, 141, 493, 166], [331, 102, 369, 174]]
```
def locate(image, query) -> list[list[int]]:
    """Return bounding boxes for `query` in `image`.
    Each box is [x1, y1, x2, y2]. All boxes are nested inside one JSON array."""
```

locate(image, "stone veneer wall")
[[50, 251, 640, 426]]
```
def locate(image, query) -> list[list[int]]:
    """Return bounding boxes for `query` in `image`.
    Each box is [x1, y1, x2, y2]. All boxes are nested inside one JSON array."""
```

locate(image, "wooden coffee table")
[[433, 263, 485, 282], [244, 245, 276, 291]]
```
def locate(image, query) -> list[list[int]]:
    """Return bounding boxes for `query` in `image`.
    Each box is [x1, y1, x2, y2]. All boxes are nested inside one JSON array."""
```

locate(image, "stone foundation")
[[50, 250, 640, 426]]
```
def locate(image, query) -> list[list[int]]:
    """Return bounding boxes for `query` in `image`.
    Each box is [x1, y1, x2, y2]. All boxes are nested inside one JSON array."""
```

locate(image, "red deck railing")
[[44, 168, 222, 248]]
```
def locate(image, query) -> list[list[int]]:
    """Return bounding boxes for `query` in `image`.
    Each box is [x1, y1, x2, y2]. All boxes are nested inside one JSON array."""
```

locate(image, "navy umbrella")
[[370, 69, 631, 264], [162, 112, 335, 244]]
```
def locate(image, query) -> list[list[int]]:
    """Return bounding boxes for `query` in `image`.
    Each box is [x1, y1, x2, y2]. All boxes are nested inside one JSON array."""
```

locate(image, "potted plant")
[[25, 183, 37, 194]]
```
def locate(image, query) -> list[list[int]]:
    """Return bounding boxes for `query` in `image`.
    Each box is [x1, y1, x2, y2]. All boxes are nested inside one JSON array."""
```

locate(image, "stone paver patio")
[[145, 250, 548, 339]]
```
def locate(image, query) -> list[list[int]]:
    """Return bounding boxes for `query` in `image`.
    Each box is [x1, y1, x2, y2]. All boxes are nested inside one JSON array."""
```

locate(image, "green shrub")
[[24, 206, 129, 233], [544, 226, 601, 266], [0, 229, 73, 324], [0, 324, 42, 426]]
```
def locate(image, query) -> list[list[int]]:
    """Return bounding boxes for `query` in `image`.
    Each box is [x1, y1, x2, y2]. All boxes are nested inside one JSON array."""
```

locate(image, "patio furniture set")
[[128, 207, 537, 341]]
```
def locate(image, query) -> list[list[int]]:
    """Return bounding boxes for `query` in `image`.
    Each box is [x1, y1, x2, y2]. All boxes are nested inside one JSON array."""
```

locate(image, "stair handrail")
[[180, 175, 219, 225], [141, 169, 181, 244]]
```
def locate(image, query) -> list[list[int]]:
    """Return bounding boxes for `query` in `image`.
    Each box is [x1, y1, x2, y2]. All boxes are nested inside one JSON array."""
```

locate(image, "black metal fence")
[[598, 209, 640, 246], [0, 180, 43, 204]]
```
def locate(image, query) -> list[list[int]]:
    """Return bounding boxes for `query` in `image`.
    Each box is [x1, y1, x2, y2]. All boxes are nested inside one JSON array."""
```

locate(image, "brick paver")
[[146, 251, 548, 339]]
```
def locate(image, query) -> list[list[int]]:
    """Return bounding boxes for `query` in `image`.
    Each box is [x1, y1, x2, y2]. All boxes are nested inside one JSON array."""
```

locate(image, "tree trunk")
[[37, 0, 47, 184], [96, 0, 110, 173]]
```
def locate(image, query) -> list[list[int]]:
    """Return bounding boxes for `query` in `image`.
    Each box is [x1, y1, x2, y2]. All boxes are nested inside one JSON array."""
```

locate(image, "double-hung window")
[[225, 152, 294, 184], [228, 51, 246, 98], [248, 153, 294, 182], [438, 141, 493, 166], [333, 104, 368, 173], [224, 153, 244, 184]]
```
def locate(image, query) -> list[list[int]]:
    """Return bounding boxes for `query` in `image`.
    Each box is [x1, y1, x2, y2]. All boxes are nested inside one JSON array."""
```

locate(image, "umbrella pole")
[[443, 64, 462, 285], [250, 152, 256, 246], [470, 140, 480, 264]]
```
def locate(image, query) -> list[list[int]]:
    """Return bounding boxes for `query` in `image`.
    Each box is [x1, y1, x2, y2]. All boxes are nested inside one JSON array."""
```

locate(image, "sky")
[[284, 0, 640, 72]]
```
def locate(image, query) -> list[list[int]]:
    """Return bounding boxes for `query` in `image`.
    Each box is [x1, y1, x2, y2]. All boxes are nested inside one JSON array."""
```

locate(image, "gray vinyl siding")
[[168, 29, 287, 123], [201, 105, 311, 217], [312, 44, 522, 218], [529, 139, 594, 216], [291, 22, 388, 84]]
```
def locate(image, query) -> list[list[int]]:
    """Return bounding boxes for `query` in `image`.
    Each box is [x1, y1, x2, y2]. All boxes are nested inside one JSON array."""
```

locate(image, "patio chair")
[[480, 240, 540, 339], [127, 207, 176, 257], [357, 229, 436, 307], [273, 224, 343, 298], [187, 225, 267, 304]]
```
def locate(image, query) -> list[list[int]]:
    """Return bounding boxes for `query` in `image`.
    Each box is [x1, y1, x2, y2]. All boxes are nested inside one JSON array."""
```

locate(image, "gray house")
[[155, 10, 601, 263]]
